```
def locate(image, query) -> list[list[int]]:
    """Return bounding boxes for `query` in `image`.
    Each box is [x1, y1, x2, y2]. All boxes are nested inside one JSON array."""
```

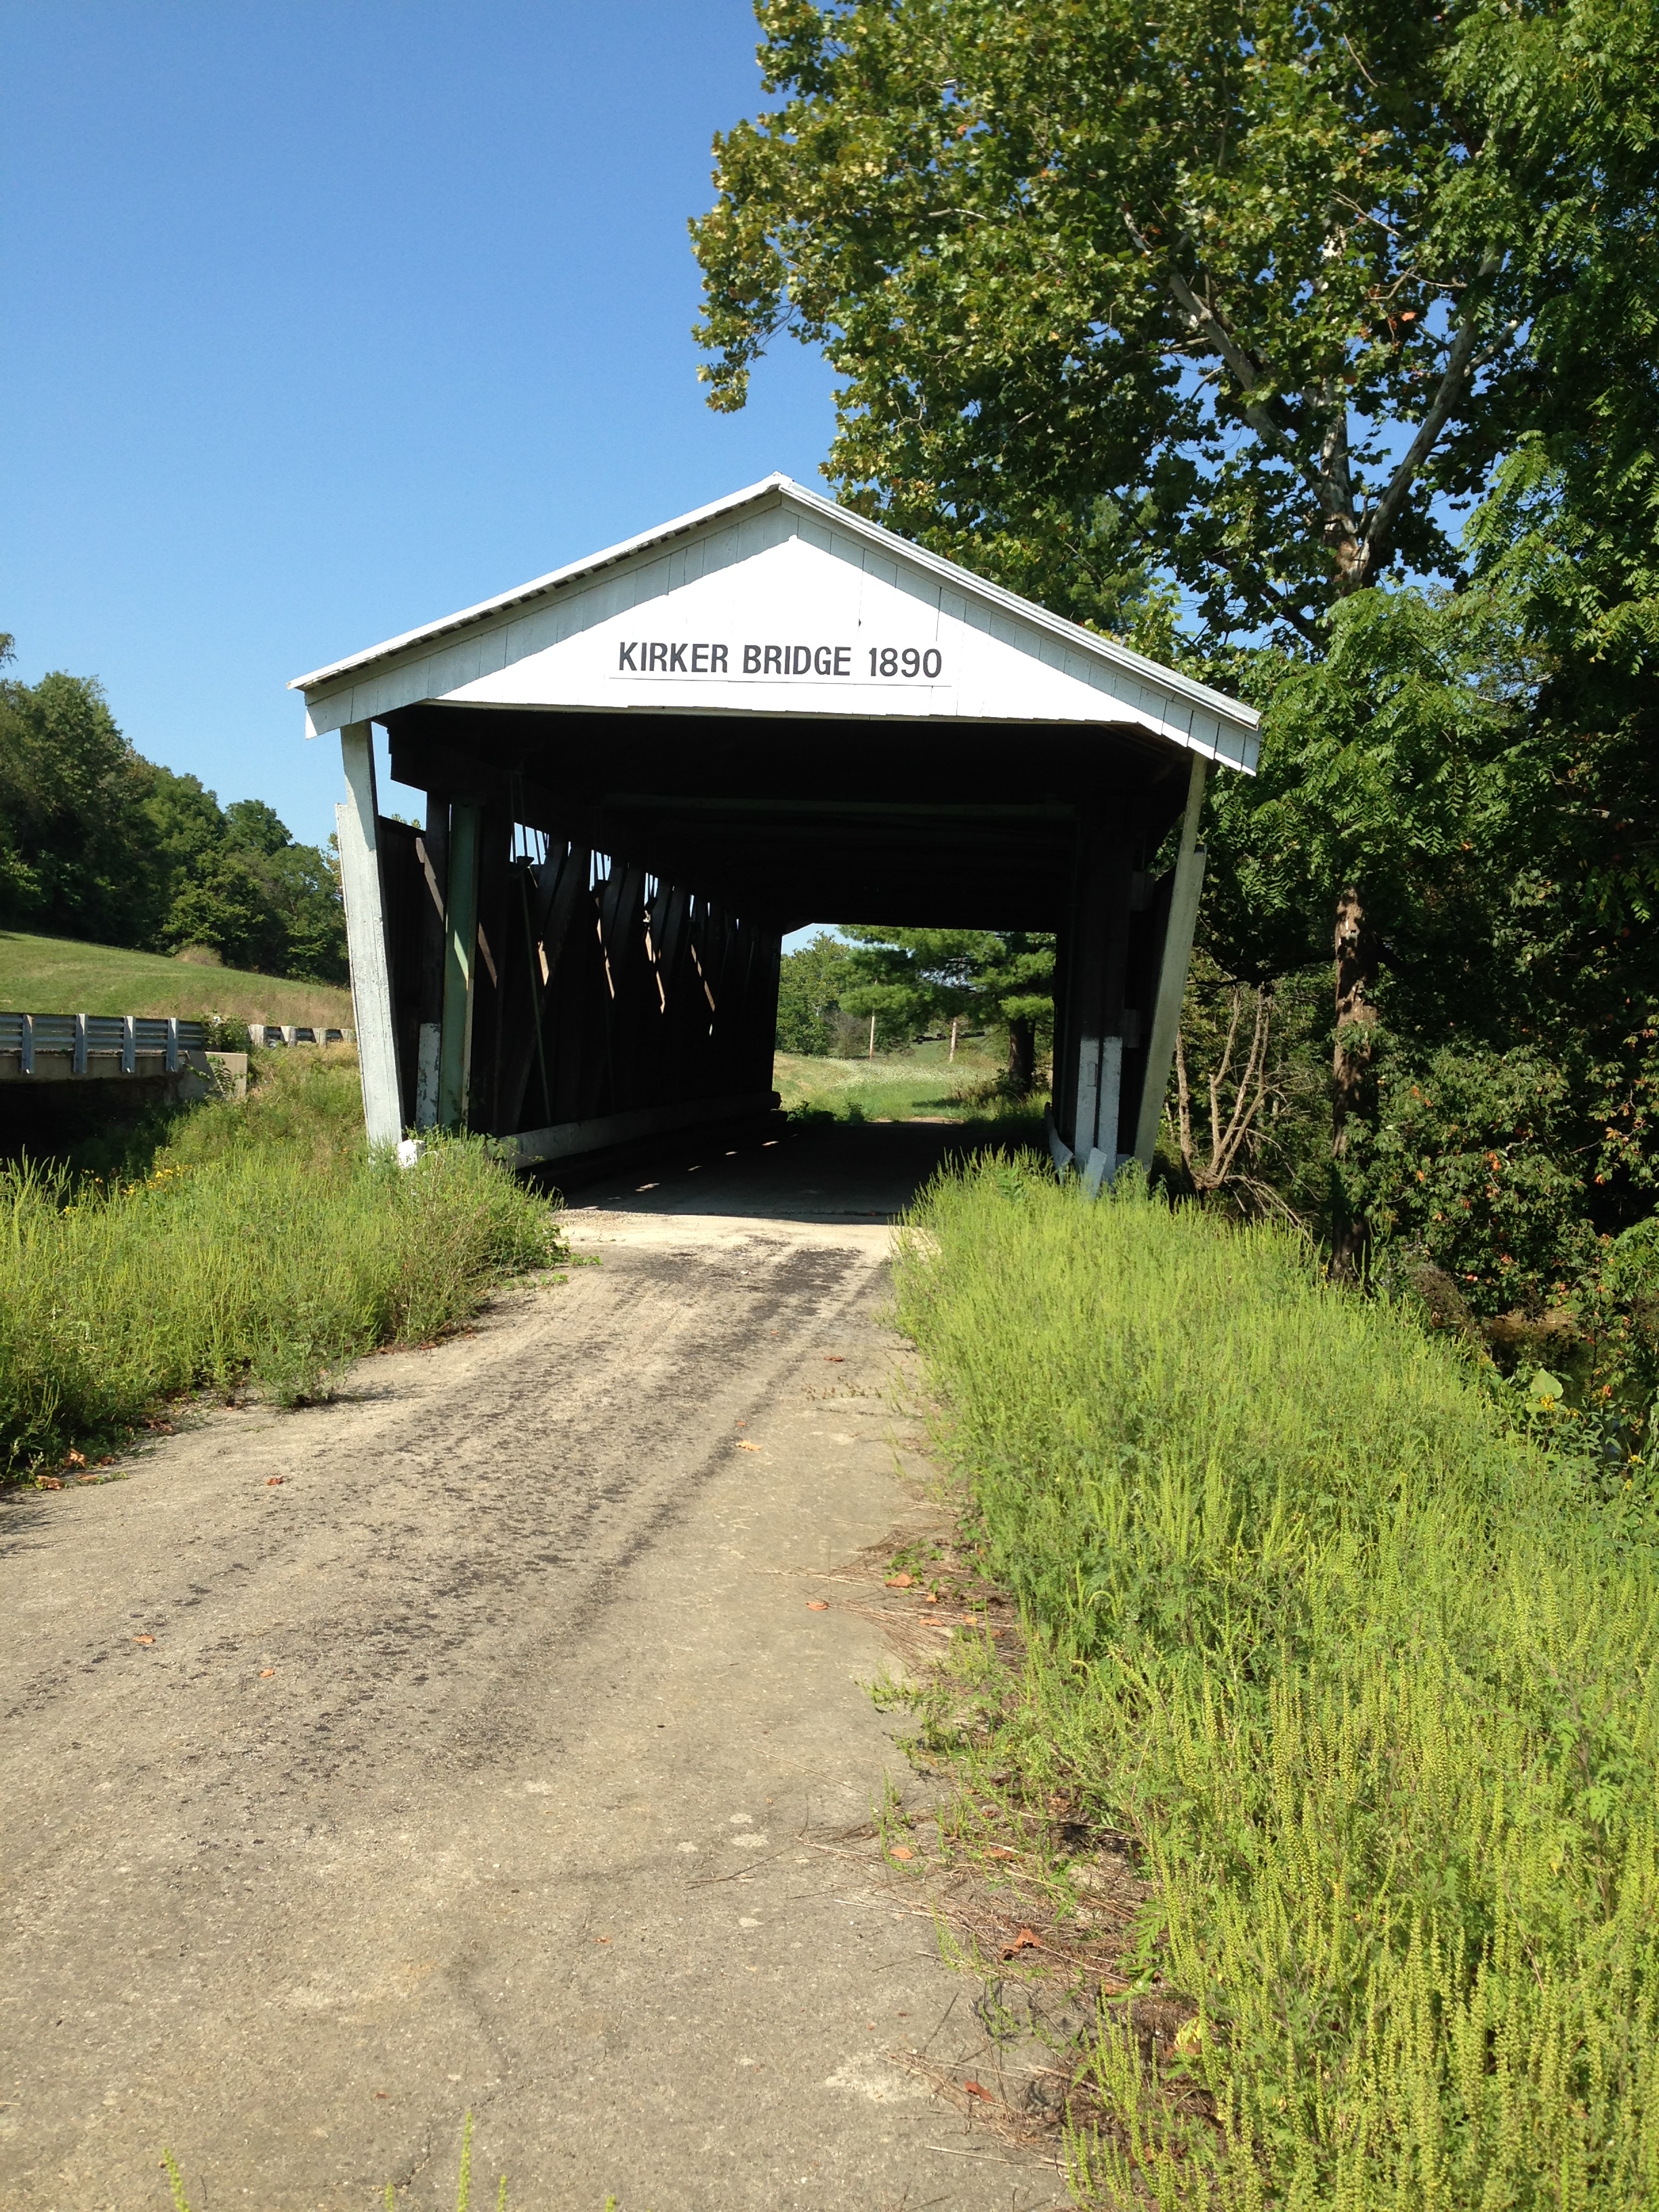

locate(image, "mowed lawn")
[[0, 929, 353, 1029]]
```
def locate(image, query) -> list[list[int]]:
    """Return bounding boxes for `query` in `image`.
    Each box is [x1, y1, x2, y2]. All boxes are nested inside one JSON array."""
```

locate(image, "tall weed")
[[895, 1156, 1659, 2209], [1, 1052, 562, 1477]]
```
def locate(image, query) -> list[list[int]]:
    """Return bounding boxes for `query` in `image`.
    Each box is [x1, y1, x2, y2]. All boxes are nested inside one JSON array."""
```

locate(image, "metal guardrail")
[[0, 1012, 205, 1075], [248, 1025, 354, 1048], [0, 1012, 354, 1077]]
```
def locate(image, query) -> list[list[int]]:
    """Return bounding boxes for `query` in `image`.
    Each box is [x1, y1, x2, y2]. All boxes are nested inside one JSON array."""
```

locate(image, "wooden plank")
[[373, 815, 426, 1130], [470, 811, 513, 1132], [498, 842, 583, 1135], [335, 721, 403, 1147], [540, 844, 591, 975], [413, 796, 449, 1129], [508, 857, 554, 1130], [438, 802, 480, 1128]]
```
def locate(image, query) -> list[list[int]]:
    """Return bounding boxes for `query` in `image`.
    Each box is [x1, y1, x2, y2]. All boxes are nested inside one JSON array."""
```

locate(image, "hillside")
[[0, 930, 353, 1029]]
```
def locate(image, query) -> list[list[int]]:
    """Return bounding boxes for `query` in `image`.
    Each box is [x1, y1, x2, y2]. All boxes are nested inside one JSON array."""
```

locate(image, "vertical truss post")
[[414, 797, 449, 1129], [438, 802, 480, 1129]]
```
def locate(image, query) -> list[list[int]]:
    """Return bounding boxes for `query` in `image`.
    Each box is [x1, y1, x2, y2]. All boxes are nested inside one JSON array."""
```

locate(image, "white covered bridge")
[[291, 474, 1258, 1176]]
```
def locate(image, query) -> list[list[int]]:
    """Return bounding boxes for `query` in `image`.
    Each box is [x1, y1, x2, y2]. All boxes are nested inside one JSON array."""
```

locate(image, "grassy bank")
[[1, 1050, 562, 1481], [0, 927, 353, 1028], [775, 1044, 1040, 1128], [895, 1156, 1659, 2209]]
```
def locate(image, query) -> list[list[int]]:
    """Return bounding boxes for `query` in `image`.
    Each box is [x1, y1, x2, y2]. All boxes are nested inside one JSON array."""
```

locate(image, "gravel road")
[[1, 1126, 1060, 2212]]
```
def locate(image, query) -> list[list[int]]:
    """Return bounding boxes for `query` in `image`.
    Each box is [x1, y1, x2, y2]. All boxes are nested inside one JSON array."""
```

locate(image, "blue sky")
[[3, 1, 837, 855]]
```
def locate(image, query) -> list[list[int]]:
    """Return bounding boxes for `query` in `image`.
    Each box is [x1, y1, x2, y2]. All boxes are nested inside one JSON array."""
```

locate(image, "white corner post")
[[335, 721, 404, 1148], [1134, 754, 1208, 1171]]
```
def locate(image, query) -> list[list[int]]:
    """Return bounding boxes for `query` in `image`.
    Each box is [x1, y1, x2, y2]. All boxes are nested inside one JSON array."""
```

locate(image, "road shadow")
[[560, 1113, 1046, 1225]]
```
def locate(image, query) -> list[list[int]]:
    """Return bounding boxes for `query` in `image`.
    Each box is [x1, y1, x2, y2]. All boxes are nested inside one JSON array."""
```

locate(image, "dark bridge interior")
[[373, 700, 1200, 1170]]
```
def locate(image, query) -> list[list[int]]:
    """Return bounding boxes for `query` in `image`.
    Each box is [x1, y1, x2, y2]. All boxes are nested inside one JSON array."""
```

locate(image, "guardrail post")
[[122, 1015, 136, 1073], [20, 1013, 33, 1076], [165, 1017, 180, 1073], [73, 1012, 88, 1075]]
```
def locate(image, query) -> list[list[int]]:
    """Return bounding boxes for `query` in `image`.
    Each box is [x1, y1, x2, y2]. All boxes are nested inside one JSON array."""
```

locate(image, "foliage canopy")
[[694, 0, 1658, 642]]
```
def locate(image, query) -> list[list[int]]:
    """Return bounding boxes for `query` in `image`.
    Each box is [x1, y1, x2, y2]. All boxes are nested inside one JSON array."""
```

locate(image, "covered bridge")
[[290, 475, 1258, 1179]]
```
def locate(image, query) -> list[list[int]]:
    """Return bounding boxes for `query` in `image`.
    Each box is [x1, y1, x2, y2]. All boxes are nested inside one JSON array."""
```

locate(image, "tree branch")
[[1210, 989, 1243, 1162], [1173, 1024, 1195, 1179], [1363, 248, 1501, 564], [1122, 210, 1337, 514], [1200, 554, 1324, 647], [1213, 989, 1273, 1181], [1317, 395, 1356, 527]]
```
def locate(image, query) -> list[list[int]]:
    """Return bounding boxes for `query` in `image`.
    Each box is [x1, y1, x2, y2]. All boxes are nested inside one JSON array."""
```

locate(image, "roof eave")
[[287, 474, 794, 694]]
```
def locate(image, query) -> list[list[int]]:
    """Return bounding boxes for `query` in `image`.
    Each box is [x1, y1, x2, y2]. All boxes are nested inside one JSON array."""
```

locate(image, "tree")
[[223, 798, 293, 857], [838, 926, 980, 1050], [693, 0, 1659, 1260], [840, 926, 1054, 1084], [0, 653, 167, 945], [1189, 447, 1658, 1278], [776, 930, 854, 1052], [0, 639, 348, 984]]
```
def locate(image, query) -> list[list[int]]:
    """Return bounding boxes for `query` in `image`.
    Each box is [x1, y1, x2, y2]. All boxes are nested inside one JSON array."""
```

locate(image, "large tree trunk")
[[1007, 1013, 1036, 1094], [1329, 883, 1378, 1280]]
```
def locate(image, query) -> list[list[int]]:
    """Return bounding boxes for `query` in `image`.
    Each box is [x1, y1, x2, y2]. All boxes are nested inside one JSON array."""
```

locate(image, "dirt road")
[[2, 1126, 1059, 2211]]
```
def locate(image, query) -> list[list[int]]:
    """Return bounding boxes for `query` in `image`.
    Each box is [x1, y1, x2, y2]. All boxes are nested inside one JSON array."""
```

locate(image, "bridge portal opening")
[[291, 476, 1258, 1179]]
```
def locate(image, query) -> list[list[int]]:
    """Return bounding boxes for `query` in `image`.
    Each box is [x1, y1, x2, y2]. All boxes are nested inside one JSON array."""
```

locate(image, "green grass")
[[0, 926, 353, 1028], [1, 1049, 562, 1480], [774, 1044, 1040, 1127], [895, 1155, 1659, 2211]]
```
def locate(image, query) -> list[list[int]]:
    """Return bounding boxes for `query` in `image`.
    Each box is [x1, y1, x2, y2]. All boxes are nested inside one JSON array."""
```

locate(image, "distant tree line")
[[0, 638, 346, 983], [777, 926, 1053, 1087]]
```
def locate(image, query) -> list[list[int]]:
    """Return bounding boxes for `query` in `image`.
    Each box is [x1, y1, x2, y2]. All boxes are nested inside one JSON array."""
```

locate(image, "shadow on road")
[[562, 1111, 1046, 1225]]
